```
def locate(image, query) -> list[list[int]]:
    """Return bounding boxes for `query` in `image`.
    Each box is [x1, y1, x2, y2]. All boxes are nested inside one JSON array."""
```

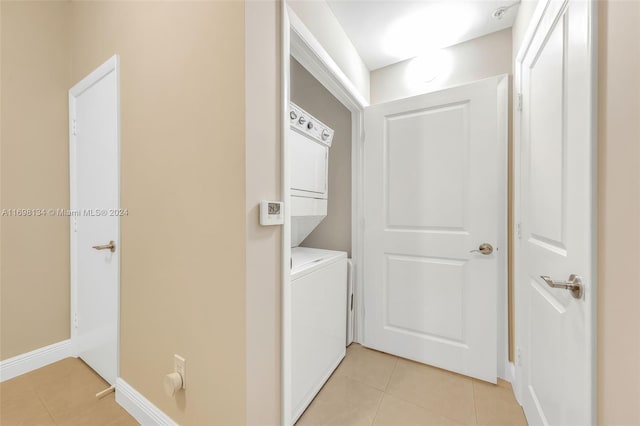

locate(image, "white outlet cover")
[[174, 354, 186, 389]]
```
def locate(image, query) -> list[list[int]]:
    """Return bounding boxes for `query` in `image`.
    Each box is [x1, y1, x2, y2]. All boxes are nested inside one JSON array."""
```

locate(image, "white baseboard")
[[0, 339, 74, 382], [506, 361, 516, 384], [499, 359, 515, 383], [116, 378, 176, 426], [506, 361, 523, 405]]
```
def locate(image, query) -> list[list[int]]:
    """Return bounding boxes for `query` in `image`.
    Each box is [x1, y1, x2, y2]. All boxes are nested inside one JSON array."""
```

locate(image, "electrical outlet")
[[174, 355, 186, 389]]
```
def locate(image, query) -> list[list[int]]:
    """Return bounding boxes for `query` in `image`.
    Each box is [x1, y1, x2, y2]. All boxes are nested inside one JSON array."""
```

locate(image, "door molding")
[[496, 75, 510, 382], [513, 0, 597, 419], [69, 55, 121, 369], [281, 6, 367, 425]]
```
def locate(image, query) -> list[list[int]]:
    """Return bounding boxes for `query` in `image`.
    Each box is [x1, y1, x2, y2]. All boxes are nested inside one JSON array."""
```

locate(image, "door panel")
[[529, 13, 566, 248], [386, 103, 468, 230], [517, 1, 595, 424], [364, 76, 507, 382], [385, 255, 465, 342], [70, 56, 120, 385]]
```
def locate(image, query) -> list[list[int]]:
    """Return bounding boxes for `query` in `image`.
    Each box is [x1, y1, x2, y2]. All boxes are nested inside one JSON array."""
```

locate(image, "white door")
[[515, 0, 596, 424], [69, 56, 120, 385], [363, 76, 507, 382]]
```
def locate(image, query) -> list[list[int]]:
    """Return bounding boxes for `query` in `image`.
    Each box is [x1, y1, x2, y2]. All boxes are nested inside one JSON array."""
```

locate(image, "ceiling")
[[326, 0, 520, 71]]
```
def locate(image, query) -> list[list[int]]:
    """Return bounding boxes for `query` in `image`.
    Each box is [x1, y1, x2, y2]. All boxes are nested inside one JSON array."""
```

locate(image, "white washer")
[[291, 247, 347, 423]]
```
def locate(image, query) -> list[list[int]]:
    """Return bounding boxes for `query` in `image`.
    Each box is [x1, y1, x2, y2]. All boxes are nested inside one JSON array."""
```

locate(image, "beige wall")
[[597, 1, 640, 424], [291, 58, 352, 256], [70, 3, 247, 424], [2, 2, 247, 424], [288, 0, 370, 103], [245, 1, 282, 425], [371, 28, 512, 104], [0, 1, 72, 360], [5, 2, 638, 426]]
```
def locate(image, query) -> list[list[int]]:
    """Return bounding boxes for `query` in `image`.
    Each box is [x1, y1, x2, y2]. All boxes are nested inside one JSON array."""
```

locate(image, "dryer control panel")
[[289, 102, 334, 147]]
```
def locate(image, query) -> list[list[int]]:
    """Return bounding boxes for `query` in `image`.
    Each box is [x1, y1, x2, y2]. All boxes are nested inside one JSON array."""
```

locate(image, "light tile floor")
[[0, 358, 137, 426], [296, 344, 528, 426], [2, 347, 526, 426]]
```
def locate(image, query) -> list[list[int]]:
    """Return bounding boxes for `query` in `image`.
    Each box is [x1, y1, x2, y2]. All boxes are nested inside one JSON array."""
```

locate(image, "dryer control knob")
[[298, 116, 306, 126], [290, 111, 297, 120], [307, 122, 314, 130]]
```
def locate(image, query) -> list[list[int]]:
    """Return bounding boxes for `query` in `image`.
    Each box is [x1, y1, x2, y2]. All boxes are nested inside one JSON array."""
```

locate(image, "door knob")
[[92, 241, 116, 253], [470, 243, 493, 255], [540, 274, 583, 299]]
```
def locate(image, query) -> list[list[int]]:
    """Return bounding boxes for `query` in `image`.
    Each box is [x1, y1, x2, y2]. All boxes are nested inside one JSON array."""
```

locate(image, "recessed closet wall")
[[290, 58, 352, 256]]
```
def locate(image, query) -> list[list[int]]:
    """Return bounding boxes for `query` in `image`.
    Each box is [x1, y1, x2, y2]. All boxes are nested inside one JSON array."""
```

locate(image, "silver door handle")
[[540, 274, 583, 299], [93, 241, 116, 253], [470, 243, 493, 255]]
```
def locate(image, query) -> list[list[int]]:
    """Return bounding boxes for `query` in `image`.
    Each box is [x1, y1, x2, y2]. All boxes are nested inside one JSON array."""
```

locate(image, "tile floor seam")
[[32, 377, 58, 426], [342, 371, 390, 393], [382, 357, 399, 392], [369, 390, 386, 425], [471, 379, 479, 426]]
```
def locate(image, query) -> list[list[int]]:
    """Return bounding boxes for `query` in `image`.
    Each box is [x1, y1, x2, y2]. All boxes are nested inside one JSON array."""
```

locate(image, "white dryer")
[[291, 247, 347, 423], [289, 102, 334, 247]]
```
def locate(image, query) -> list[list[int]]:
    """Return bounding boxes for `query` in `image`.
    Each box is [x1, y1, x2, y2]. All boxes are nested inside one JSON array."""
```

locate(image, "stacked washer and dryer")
[[289, 102, 349, 423]]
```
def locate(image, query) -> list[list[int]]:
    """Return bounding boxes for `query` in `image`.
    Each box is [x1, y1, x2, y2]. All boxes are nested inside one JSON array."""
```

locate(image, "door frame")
[[512, 0, 598, 417], [287, 6, 369, 344], [281, 5, 367, 425], [69, 55, 121, 373]]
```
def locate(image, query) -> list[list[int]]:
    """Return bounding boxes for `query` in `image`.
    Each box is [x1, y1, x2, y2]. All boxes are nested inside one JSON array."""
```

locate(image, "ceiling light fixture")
[[405, 49, 453, 87], [383, 4, 474, 61]]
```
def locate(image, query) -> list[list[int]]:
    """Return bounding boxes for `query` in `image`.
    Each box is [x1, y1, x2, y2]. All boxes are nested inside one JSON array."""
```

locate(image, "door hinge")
[[517, 93, 523, 111], [72, 119, 77, 136], [517, 222, 522, 239], [74, 313, 78, 329]]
